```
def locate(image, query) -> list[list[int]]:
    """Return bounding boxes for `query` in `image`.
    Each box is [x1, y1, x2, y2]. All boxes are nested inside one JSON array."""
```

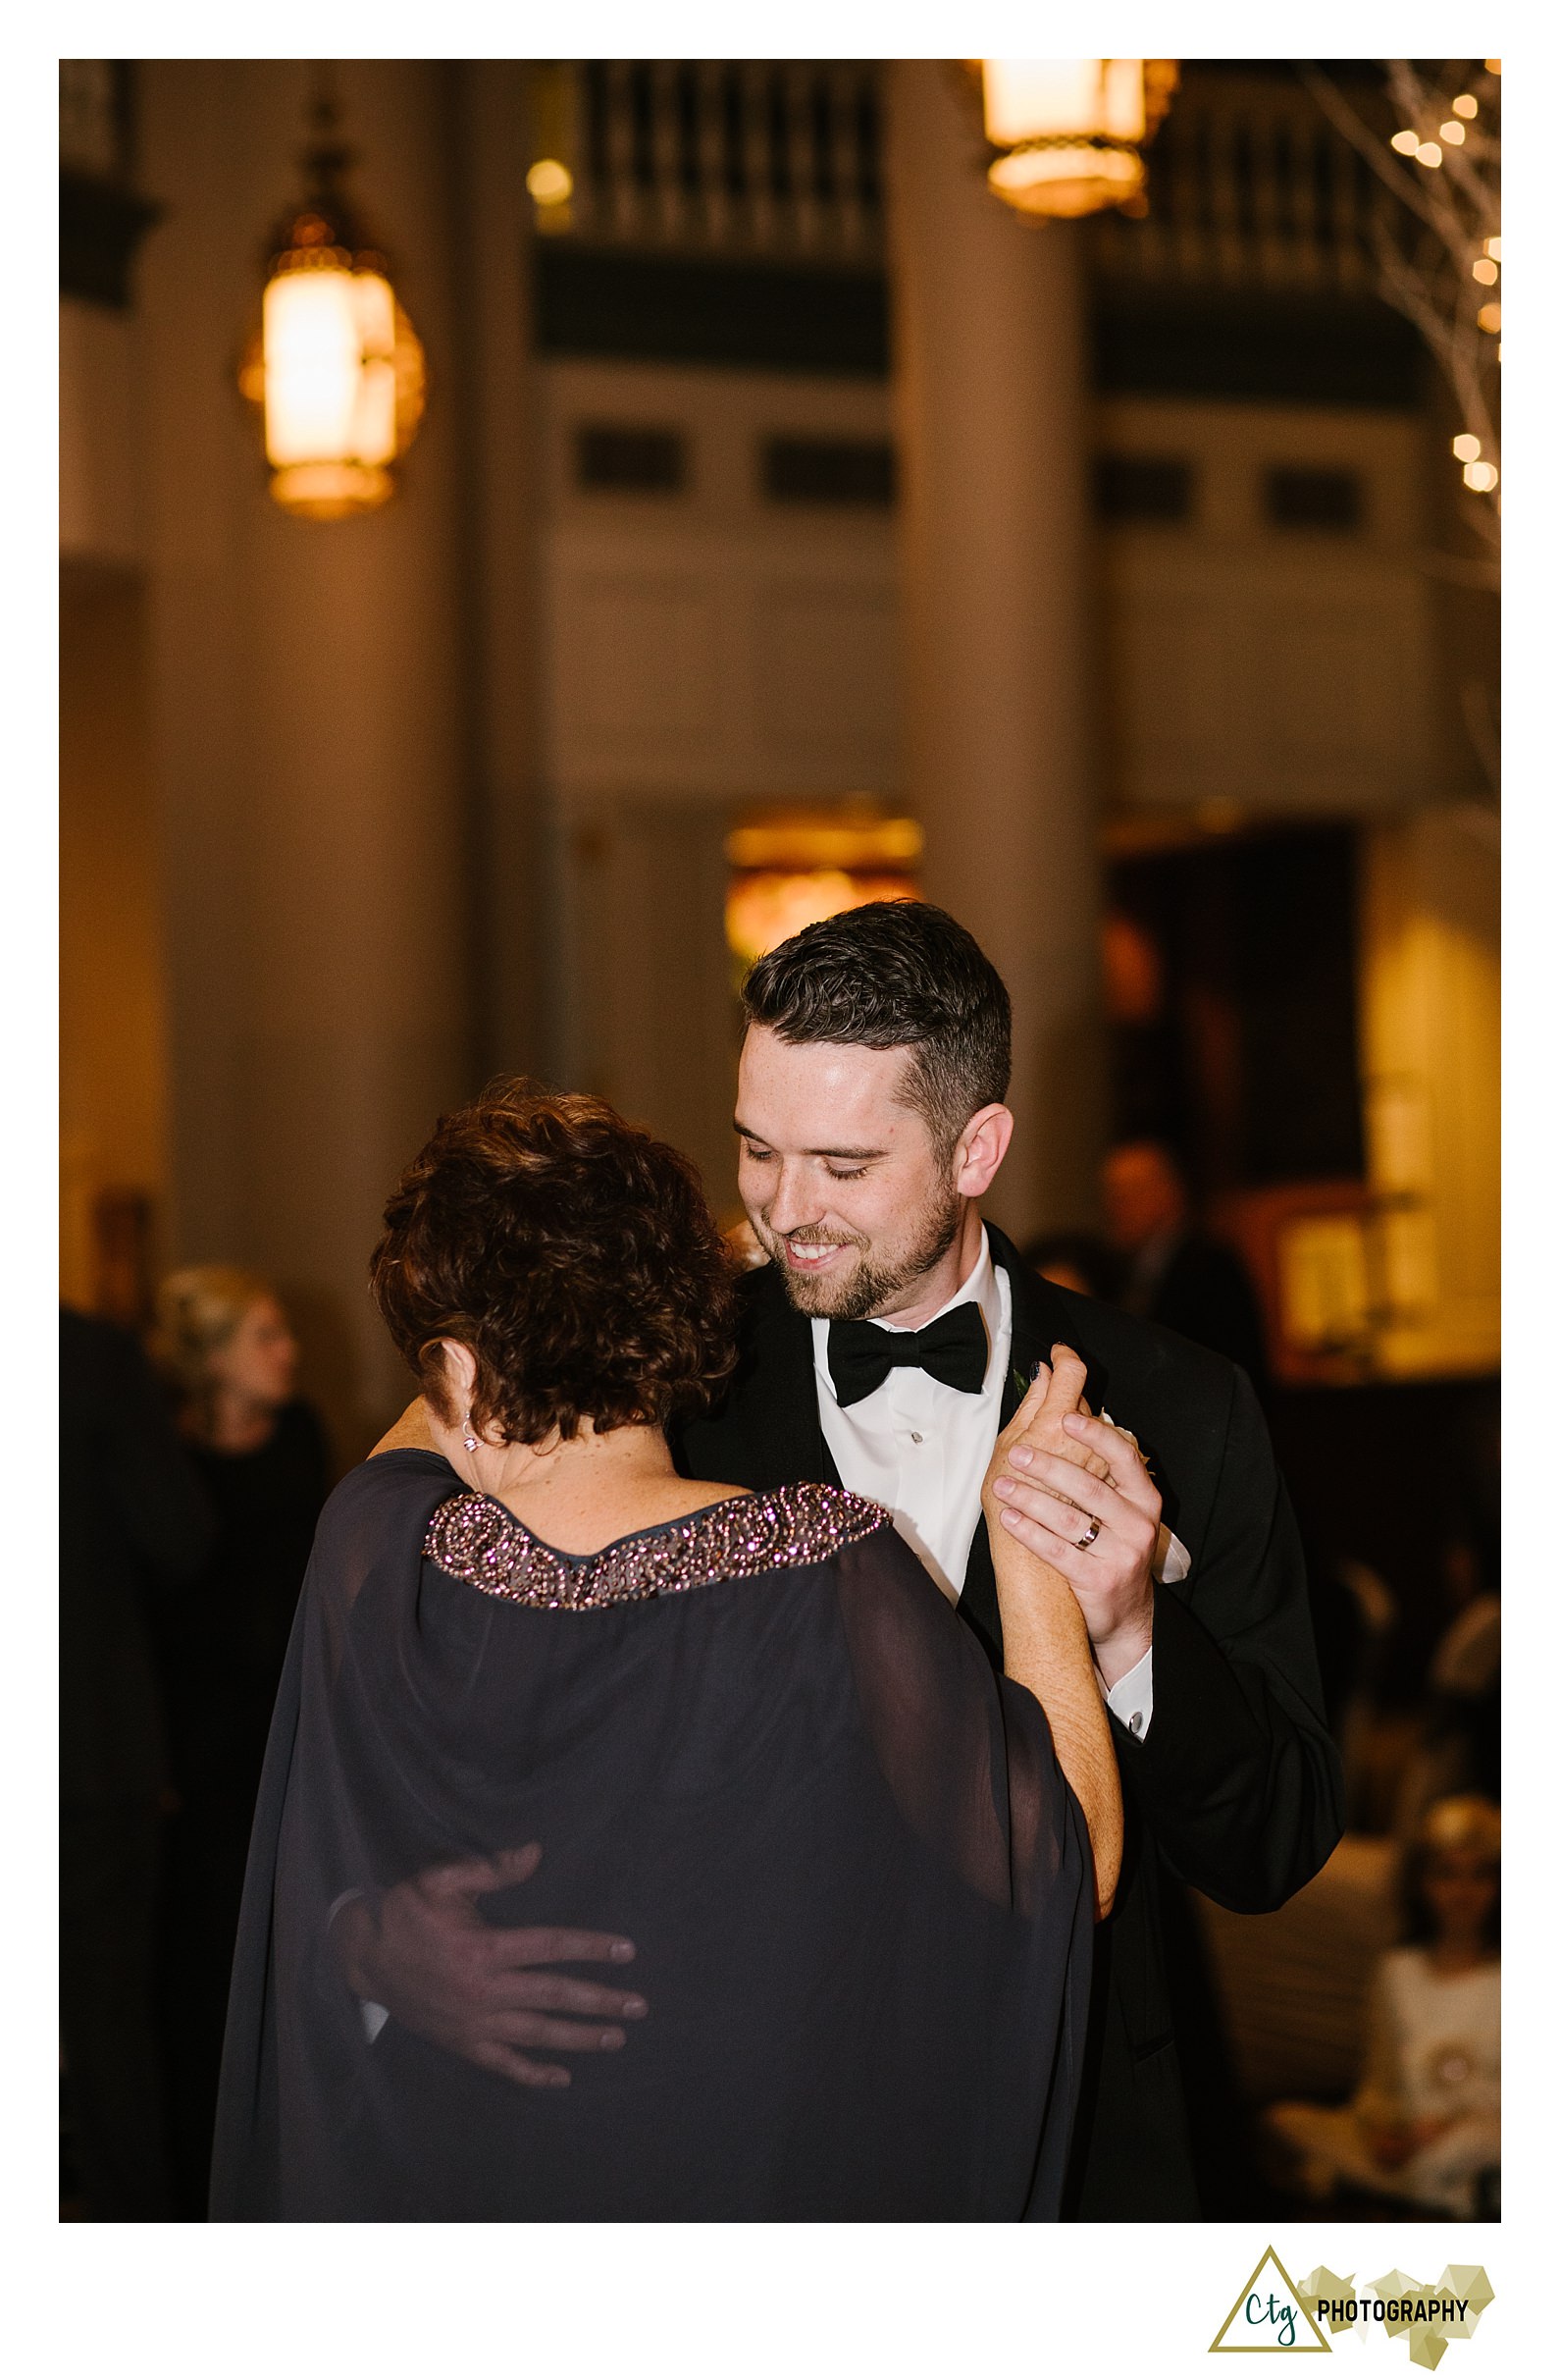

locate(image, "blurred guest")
[[1325, 1553, 1400, 1827], [150, 1266, 330, 2213], [1427, 1540, 1499, 1801], [1020, 1230, 1120, 1302], [1266, 1796, 1499, 2217], [60, 1307, 216, 2219], [1392, 1538, 1500, 1840], [1102, 1139, 1271, 1393]]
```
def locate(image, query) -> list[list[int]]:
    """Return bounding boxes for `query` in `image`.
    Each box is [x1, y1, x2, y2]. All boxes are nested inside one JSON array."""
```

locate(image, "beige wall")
[[1095, 396, 1443, 819], [59, 567, 170, 1307], [60, 301, 145, 569], [535, 356, 902, 1209]]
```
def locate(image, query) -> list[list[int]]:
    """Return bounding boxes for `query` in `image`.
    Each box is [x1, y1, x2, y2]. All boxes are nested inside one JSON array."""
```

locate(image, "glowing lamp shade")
[[257, 262, 423, 519], [976, 59, 1176, 219], [240, 88, 429, 522], [983, 59, 1147, 145]]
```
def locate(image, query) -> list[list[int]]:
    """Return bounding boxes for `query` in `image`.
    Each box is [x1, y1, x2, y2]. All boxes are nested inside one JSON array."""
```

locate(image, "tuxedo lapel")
[[723, 1267, 841, 1492], [989, 1221, 1074, 1388], [758, 1278, 841, 1490]]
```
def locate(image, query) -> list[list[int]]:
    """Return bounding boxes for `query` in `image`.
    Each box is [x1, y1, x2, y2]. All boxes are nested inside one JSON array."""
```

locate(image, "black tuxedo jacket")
[[675, 1223, 1343, 2218]]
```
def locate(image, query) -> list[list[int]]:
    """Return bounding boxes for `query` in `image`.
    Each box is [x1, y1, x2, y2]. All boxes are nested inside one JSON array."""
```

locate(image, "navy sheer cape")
[[211, 1451, 1092, 2220]]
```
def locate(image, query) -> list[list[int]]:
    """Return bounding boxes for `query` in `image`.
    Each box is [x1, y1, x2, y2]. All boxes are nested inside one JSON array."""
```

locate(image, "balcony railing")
[[545, 63, 1407, 296], [1090, 73, 1406, 295], [553, 61, 885, 261]]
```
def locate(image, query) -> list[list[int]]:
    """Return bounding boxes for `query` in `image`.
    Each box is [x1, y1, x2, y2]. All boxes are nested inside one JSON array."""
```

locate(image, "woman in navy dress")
[[212, 1081, 1119, 2220]]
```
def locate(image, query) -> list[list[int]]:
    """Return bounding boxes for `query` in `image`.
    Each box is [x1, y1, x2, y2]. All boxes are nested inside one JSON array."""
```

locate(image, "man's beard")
[[755, 1185, 964, 1321]]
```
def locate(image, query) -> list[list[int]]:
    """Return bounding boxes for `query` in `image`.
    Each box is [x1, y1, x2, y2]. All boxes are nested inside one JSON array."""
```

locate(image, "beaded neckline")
[[424, 1479, 889, 1613]]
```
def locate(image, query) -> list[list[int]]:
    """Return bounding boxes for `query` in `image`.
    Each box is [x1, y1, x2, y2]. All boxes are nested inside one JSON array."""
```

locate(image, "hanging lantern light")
[[970, 60, 1178, 220], [237, 82, 426, 521]]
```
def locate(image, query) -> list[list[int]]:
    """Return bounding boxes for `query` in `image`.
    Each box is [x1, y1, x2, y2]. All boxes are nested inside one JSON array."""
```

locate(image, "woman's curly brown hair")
[[369, 1079, 740, 1444]]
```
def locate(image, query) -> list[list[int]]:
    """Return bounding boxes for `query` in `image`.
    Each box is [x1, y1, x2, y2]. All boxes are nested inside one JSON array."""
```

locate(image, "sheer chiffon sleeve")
[[212, 1458, 1092, 2221], [835, 1520, 1090, 1919], [833, 1521, 1095, 2213]]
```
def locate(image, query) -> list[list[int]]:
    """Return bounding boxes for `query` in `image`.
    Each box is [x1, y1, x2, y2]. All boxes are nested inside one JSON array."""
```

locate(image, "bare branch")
[[1301, 57, 1499, 570], [1298, 64, 1444, 237]]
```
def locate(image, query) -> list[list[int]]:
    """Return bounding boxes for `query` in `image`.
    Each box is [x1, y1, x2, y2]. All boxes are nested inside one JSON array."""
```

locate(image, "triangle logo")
[[1211, 2248, 1331, 2353]]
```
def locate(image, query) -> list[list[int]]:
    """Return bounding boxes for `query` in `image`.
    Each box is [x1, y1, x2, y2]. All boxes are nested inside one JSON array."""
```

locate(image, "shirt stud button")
[[910, 1431, 923, 1445]]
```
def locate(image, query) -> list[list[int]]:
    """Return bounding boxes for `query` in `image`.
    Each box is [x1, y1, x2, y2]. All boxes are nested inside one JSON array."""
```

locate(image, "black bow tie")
[[827, 1305, 990, 1408]]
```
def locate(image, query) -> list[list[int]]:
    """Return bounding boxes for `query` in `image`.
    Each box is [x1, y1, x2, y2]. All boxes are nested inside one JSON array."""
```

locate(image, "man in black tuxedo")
[[357, 901, 1339, 2217], [673, 903, 1341, 2218]]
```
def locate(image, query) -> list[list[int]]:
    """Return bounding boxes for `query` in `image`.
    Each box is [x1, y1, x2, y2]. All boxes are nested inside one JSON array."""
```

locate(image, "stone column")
[[448, 61, 548, 1084], [886, 62, 1105, 1241], [137, 60, 478, 1456]]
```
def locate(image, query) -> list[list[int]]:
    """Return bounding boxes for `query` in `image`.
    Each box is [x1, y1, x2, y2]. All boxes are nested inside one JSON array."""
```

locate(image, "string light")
[[1321, 65, 1500, 532]]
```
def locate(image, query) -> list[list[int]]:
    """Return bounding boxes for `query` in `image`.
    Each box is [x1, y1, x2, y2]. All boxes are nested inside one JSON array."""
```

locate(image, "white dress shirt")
[[812, 1228, 1179, 1738]]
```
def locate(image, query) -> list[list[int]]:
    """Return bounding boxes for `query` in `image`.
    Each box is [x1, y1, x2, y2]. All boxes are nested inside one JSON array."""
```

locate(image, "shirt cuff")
[[1097, 1517, 1174, 1740], [1156, 1525, 1190, 1585], [1104, 1646, 1154, 1740], [325, 1889, 390, 2044]]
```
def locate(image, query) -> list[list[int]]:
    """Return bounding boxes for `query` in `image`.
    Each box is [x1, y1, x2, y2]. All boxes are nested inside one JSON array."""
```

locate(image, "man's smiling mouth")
[[780, 1236, 853, 1269]]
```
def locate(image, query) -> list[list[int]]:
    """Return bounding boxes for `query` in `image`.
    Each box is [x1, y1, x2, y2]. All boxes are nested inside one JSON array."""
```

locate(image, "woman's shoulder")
[[322, 1449, 462, 1545]]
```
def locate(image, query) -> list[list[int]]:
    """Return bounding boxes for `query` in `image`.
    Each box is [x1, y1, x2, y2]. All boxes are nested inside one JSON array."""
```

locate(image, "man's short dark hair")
[[741, 901, 1012, 1155]]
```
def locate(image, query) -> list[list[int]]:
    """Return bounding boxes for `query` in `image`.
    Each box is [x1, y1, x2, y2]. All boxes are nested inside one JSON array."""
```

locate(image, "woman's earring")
[[462, 1416, 479, 1453]]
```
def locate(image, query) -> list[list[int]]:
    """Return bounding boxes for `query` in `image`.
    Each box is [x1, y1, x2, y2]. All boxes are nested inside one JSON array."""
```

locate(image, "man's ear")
[[955, 1104, 1014, 1198]]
